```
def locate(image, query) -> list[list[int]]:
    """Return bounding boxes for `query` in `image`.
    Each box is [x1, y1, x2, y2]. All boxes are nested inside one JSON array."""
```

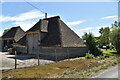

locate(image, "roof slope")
[[40, 16, 86, 47], [2, 26, 25, 42], [59, 20, 86, 47], [26, 21, 41, 32], [17, 16, 86, 47], [26, 19, 49, 33], [40, 16, 61, 47], [2, 27, 18, 39], [16, 35, 26, 46]]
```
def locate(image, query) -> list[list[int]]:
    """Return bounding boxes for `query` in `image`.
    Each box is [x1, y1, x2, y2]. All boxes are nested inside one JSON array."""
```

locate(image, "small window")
[[40, 20, 48, 32]]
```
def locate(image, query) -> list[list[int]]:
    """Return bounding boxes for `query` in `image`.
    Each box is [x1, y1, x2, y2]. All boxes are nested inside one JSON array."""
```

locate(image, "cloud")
[[0, 31, 3, 36], [66, 20, 86, 26], [79, 27, 94, 31], [0, 16, 12, 22], [79, 26, 109, 31], [101, 16, 117, 20], [0, 10, 45, 22], [78, 25, 111, 37], [12, 20, 38, 31], [1, 9, 57, 31]]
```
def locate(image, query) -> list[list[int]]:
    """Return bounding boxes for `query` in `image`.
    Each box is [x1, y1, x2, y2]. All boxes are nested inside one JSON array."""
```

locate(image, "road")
[[92, 64, 120, 78]]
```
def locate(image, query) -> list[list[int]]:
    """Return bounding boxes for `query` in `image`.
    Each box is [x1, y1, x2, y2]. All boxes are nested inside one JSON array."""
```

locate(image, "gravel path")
[[1, 52, 55, 70]]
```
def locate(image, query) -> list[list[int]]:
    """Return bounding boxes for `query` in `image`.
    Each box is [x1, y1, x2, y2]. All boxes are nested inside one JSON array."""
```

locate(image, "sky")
[[0, 1, 118, 38]]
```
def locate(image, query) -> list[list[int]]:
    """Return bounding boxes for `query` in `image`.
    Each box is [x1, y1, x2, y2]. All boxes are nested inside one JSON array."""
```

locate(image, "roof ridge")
[[42, 16, 60, 20], [58, 19, 63, 47]]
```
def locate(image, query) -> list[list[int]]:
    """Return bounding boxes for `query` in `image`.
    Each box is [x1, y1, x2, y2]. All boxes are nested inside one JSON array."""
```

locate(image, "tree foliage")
[[3, 28, 11, 35], [99, 27, 110, 47], [82, 32, 102, 56], [110, 27, 120, 54], [112, 21, 120, 28]]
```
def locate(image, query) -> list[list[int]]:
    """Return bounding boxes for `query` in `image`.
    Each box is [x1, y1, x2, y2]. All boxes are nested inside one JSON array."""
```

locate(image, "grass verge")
[[2, 49, 120, 79]]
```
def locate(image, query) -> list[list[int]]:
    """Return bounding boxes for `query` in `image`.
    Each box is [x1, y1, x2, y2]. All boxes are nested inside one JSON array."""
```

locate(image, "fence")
[[14, 52, 55, 69], [2, 47, 87, 70]]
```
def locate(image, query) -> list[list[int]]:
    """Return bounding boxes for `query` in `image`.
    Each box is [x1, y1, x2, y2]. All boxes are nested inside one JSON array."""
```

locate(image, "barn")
[[1, 26, 25, 51], [14, 16, 88, 60]]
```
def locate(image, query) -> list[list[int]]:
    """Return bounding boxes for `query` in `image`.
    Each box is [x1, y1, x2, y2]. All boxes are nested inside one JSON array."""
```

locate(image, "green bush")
[[82, 33, 103, 56], [85, 53, 95, 59], [95, 49, 103, 56], [109, 45, 115, 50], [97, 55, 105, 59]]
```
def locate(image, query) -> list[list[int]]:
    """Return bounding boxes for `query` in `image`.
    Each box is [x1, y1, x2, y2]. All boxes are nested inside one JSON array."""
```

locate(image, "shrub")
[[94, 49, 103, 56], [82, 33, 103, 56], [97, 55, 105, 59], [85, 53, 95, 59], [109, 45, 115, 50]]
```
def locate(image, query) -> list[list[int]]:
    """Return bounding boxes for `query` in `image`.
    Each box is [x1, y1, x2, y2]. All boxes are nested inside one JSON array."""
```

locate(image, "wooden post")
[[38, 55, 40, 65], [6, 40, 9, 50], [67, 48, 69, 60], [0, 38, 2, 52], [55, 48, 57, 62], [15, 51, 17, 69]]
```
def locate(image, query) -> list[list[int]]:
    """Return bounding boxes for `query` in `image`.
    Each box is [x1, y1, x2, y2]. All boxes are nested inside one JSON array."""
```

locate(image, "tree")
[[94, 37, 100, 46], [99, 27, 110, 47], [3, 28, 11, 35], [82, 32, 102, 56], [99, 27, 104, 34], [112, 21, 119, 28], [110, 27, 120, 54]]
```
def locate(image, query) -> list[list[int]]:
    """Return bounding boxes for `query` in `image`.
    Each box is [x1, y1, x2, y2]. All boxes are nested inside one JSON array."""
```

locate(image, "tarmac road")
[[92, 64, 120, 78]]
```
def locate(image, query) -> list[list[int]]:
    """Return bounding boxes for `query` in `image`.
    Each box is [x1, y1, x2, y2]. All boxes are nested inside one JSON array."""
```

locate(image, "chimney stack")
[[45, 13, 47, 18]]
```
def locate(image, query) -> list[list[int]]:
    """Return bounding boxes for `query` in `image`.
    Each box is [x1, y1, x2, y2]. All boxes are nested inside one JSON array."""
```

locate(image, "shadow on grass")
[[109, 52, 120, 56], [110, 52, 118, 54]]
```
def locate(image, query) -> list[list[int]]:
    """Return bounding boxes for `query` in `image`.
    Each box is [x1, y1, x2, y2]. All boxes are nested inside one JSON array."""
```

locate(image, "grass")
[[101, 49, 120, 56], [2, 58, 101, 78], [2, 49, 120, 79], [62, 56, 120, 78]]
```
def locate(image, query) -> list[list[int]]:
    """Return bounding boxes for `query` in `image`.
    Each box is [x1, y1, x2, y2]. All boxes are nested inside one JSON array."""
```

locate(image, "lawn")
[[101, 49, 120, 56], [2, 58, 101, 78]]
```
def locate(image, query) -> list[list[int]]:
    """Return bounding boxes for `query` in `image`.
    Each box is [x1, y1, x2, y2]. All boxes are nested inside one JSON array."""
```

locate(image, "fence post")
[[67, 48, 69, 60], [55, 48, 57, 62], [38, 55, 40, 65], [15, 51, 17, 69]]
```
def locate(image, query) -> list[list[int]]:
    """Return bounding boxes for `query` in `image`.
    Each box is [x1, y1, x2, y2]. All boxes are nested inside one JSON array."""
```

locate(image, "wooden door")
[[33, 34, 39, 54], [27, 33, 39, 54], [27, 34, 34, 54]]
